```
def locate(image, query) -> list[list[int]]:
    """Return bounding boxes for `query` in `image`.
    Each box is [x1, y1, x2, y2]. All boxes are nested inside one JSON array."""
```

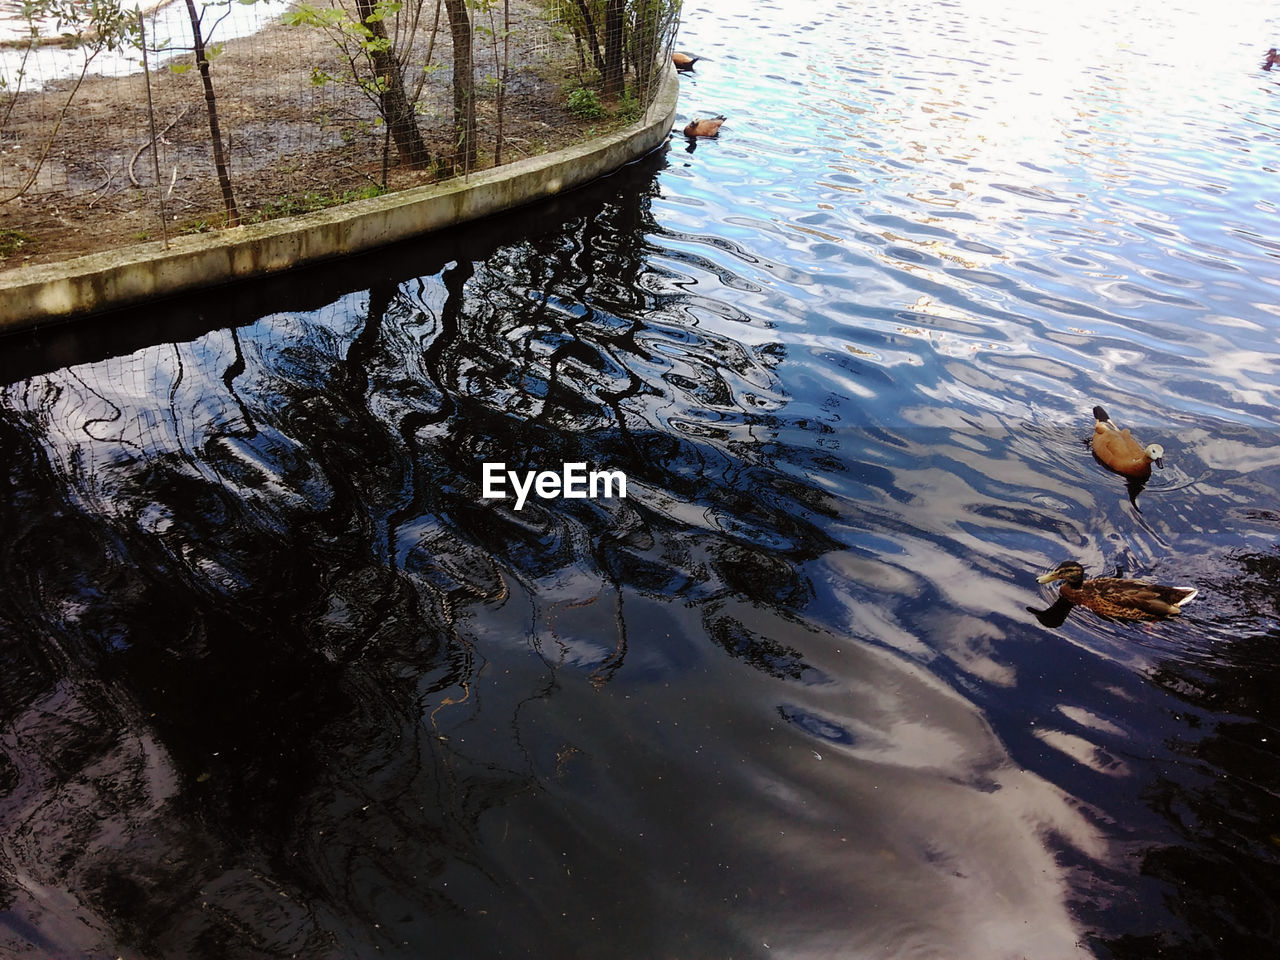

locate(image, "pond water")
[[3, 0, 1280, 957], [0, 1, 291, 88]]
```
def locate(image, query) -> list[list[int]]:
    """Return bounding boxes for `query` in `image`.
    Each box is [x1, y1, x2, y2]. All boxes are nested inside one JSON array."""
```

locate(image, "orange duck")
[[1091, 405, 1164, 481], [673, 52, 705, 70], [683, 115, 726, 138]]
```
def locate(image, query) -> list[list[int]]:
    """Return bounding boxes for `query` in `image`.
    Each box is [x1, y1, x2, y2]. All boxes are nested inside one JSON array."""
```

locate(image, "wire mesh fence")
[[0, 0, 681, 264]]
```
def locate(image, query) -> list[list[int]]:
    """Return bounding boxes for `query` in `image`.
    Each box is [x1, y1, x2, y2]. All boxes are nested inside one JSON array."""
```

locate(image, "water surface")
[[0, 1, 290, 87], [3, 0, 1280, 957]]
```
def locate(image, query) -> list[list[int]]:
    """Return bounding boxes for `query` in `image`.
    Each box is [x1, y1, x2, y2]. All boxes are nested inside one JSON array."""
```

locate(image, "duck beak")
[[1036, 571, 1060, 584], [1154, 456, 1164, 469]]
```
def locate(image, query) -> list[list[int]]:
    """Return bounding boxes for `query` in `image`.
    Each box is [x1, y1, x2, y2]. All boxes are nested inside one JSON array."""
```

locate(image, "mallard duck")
[[1092, 405, 1163, 481], [1036, 561, 1197, 621], [673, 52, 705, 71], [1264, 48, 1278, 71], [683, 115, 726, 138]]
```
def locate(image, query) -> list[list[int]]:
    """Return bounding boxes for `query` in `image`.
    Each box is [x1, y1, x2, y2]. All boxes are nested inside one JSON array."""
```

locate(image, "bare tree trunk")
[[629, 0, 662, 94], [571, 0, 606, 77], [183, 0, 239, 227], [355, 0, 431, 169], [138, 13, 169, 247], [602, 0, 625, 100], [443, 0, 476, 172], [492, 0, 510, 166]]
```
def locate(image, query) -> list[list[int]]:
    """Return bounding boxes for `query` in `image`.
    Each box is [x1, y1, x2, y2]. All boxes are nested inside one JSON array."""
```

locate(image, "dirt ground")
[[0, 1, 628, 271]]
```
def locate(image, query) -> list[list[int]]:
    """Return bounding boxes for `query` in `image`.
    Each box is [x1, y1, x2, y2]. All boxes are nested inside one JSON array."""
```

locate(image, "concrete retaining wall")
[[0, 64, 679, 332]]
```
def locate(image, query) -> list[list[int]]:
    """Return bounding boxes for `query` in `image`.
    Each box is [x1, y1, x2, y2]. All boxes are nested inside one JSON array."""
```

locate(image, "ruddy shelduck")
[[1091, 405, 1164, 481]]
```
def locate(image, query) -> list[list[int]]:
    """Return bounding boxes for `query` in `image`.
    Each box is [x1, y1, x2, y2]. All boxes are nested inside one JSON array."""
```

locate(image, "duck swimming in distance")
[[1264, 48, 1278, 71], [683, 115, 726, 138], [1092, 405, 1164, 481], [673, 51, 705, 70], [1036, 560, 1198, 621]]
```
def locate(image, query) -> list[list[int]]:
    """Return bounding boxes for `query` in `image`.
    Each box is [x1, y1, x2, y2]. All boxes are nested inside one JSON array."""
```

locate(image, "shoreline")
[[0, 62, 680, 332]]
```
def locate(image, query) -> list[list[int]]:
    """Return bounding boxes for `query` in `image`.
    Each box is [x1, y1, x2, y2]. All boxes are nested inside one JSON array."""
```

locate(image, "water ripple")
[[4, 0, 1280, 956]]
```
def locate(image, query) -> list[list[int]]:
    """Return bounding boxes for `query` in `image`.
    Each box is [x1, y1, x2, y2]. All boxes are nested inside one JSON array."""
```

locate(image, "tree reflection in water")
[[1102, 549, 1280, 959], [0, 158, 859, 957], [2, 153, 1110, 958]]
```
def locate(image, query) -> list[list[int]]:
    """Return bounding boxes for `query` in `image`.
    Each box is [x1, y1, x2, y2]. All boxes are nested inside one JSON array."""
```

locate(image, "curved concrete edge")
[[0, 63, 680, 332]]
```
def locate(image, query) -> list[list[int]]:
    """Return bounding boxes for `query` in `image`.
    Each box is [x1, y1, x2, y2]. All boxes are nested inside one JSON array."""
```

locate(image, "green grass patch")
[[614, 92, 643, 123], [178, 219, 214, 235], [0, 228, 34, 260], [247, 185, 387, 224], [565, 83, 648, 128], [567, 87, 606, 120]]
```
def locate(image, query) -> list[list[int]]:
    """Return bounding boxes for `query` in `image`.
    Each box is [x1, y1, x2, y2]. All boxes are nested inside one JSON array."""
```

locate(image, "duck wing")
[[1118, 582, 1197, 618], [1092, 424, 1150, 475]]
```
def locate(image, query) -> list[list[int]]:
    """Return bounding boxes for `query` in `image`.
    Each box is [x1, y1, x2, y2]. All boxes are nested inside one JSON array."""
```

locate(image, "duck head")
[[1037, 561, 1086, 587]]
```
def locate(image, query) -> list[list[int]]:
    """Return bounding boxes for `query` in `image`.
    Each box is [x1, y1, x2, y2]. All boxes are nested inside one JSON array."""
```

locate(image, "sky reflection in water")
[[3, 0, 1280, 957]]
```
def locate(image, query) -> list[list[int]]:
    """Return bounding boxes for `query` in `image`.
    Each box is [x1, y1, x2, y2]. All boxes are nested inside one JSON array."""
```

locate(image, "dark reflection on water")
[[5, 0, 1280, 957], [0, 155, 1097, 959], [1111, 554, 1280, 960]]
